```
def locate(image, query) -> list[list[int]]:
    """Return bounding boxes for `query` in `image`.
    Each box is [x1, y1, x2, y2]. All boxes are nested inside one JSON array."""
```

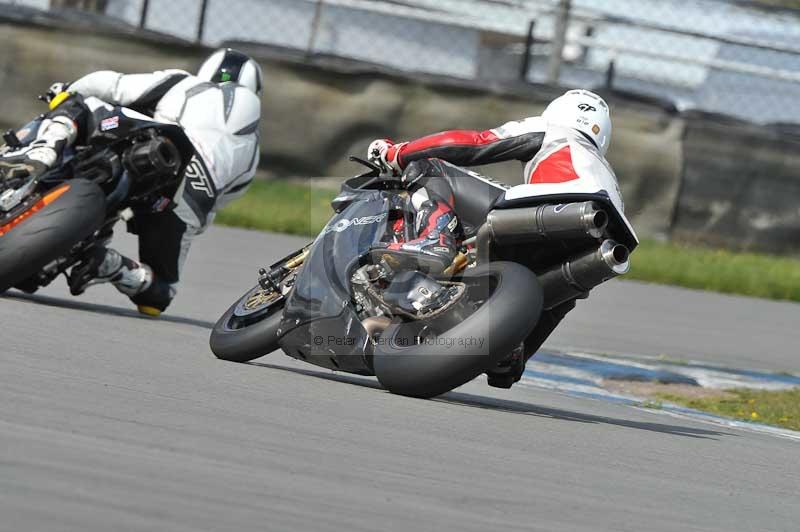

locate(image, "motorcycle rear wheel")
[[0, 179, 106, 293], [373, 261, 542, 399]]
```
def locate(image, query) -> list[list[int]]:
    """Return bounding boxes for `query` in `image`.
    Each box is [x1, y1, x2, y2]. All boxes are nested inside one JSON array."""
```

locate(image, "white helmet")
[[542, 89, 611, 156], [198, 48, 263, 96]]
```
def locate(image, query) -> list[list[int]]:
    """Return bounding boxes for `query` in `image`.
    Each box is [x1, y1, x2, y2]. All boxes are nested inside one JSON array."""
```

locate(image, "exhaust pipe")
[[363, 316, 392, 340], [539, 240, 630, 309], [485, 202, 608, 244], [476, 202, 608, 263]]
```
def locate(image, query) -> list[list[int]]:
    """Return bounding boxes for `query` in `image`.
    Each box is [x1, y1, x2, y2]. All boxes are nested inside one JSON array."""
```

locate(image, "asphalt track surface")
[[2, 226, 799, 531]]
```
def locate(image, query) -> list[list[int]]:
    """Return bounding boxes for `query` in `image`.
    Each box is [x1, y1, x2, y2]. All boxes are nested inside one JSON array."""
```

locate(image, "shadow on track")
[[244, 360, 729, 440], [247, 360, 384, 390], [437, 391, 729, 440], [3, 291, 215, 329]]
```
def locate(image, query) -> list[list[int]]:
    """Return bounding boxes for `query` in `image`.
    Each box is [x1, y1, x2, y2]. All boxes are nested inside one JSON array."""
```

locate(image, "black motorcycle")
[[0, 102, 194, 294], [211, 158, 638, 398]]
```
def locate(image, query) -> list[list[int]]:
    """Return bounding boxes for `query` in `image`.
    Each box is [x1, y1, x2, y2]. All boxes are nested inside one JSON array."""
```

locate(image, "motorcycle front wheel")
[[372, 261, 542, 399], [209, 283, 286, 363]]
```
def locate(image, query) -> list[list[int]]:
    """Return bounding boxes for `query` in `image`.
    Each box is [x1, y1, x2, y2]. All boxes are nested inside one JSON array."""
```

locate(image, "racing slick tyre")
[[373, 261, 543, 399], [0, 179, 106, 293], [210, 284, 285, 363]]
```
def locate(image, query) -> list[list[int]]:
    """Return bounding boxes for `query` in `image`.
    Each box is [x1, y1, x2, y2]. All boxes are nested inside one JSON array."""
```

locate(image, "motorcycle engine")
[[351, 265, 383, 317], [382, 271, 452, 315]]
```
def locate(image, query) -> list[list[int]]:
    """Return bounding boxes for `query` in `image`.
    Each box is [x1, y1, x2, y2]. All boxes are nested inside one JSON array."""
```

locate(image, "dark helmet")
[[197, 48, 263, 96]]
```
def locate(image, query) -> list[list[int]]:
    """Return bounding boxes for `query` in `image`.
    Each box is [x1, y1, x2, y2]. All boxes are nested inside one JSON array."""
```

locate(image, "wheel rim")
[[237, 286, 281, 315], [225, 285, 284, 331]]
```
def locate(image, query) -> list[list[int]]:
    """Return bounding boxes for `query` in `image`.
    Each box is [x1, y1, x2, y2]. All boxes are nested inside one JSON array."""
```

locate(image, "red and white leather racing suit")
[[374, 117, 621, 273]]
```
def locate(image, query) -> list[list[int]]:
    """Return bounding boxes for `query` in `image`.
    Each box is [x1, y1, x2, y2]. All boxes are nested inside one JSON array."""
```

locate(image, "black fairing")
[[279, 183, 396, 373], [86, 107, 195, 171], [64, 106, 197, 210]]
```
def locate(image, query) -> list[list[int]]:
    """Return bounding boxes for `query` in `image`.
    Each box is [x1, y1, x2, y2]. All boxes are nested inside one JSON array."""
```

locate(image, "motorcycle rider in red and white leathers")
[[0, 48, 262, 315], [367, 89, 616, 274]]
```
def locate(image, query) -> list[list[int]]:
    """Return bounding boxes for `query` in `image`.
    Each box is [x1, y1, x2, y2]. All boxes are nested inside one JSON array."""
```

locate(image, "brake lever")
[[349, 155, 384, 176]]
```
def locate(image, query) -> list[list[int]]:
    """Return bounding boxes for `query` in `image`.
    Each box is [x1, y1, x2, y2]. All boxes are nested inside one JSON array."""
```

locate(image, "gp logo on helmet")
[[578, 103, 597, 112]]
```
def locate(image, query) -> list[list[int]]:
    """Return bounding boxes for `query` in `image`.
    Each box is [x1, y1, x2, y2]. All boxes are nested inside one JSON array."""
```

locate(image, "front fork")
[[257, 247, 309, 292]]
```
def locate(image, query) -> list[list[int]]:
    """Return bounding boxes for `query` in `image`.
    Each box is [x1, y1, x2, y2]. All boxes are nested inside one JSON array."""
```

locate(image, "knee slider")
[[130, 277, 176, 313]]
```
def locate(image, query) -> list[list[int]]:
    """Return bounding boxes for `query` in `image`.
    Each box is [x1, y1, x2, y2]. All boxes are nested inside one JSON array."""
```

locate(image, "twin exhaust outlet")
[[538, 239, 630, 309], [476, 201, 630, 309]]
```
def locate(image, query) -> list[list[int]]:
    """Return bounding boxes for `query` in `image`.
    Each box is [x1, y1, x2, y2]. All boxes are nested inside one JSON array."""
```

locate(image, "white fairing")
[[507, 126, 638, 243]]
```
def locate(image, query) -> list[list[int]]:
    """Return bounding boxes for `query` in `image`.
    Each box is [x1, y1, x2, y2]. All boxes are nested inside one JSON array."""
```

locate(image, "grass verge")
[[216, 180, 800, 303], [629, 240, 800, 302], [656, 388, 800, 431], [215, 179, 332, 237]]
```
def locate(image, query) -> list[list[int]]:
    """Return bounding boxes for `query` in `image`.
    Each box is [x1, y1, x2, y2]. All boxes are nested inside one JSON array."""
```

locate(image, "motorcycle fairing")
[[278, 188, 393, 372], [81, 98, 195, 163]]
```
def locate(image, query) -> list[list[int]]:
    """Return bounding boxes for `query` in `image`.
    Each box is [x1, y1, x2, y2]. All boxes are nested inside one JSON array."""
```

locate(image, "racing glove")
[[367, 139, 407, 176], [42, 82, 71, 105]]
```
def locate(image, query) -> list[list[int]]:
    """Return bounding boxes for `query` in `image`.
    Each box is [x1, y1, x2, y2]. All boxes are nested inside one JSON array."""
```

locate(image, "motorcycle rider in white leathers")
[[366, 89, 618, 274], [0, 48, 262, 315]]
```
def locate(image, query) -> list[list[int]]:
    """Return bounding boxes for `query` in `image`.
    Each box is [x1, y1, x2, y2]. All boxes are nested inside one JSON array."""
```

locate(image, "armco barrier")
[[675, 111, 800, 254]]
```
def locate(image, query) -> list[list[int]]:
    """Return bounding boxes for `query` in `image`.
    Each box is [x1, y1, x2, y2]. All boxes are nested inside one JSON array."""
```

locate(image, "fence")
[[4, 0, 800, 123]]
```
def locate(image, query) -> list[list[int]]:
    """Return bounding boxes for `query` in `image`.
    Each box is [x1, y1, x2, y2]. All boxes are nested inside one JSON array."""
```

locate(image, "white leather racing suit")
[[70, 68, 261, 218], [65, 69, 261, 311]]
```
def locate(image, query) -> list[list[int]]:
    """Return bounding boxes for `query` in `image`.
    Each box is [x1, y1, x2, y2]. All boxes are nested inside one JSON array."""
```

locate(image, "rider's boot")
[[70, 246, 153, 297], [69, 246, 176, 317], [0, 116, 76, 187], [370, 195, 460, 275]]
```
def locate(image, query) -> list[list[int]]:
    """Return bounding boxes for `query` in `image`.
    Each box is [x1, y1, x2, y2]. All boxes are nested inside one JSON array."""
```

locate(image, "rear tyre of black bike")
[[373, 261, 542, 399]]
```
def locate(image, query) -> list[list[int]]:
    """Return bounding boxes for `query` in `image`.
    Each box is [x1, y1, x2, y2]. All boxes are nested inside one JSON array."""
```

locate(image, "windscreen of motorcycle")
[[281, 189, 391, 326]]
